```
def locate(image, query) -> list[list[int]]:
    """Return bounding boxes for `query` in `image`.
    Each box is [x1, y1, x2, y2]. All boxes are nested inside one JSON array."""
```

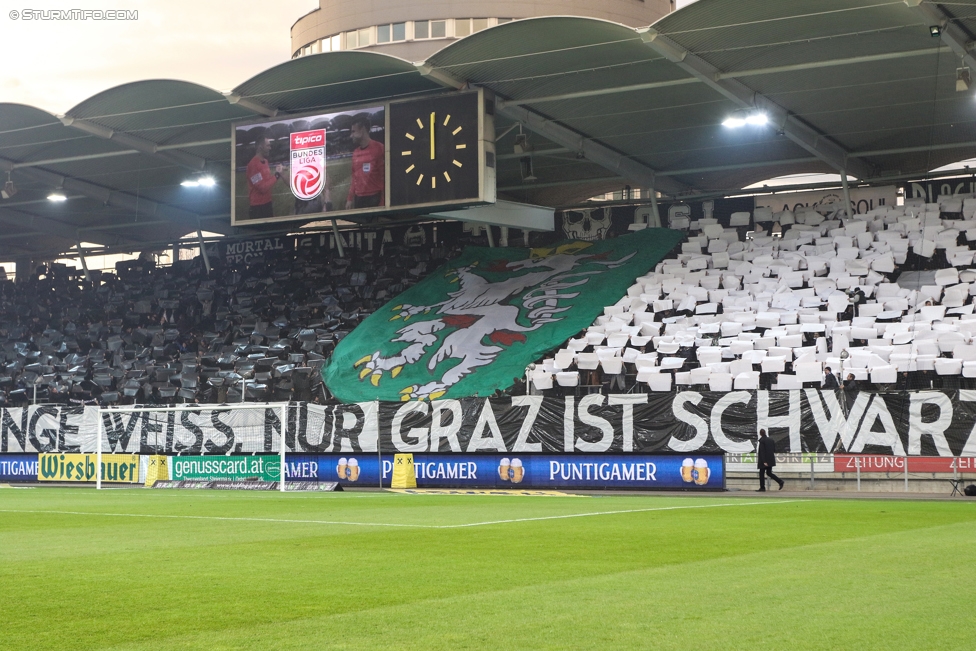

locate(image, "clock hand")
[[430, 111, 435, 161]]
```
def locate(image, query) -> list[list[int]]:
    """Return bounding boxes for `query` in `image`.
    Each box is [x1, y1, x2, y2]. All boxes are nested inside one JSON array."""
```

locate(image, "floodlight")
[[930, 25, 942, 37], [47, 192, 67, 202], [1, 172, 15, 200], [513, 133, 532, 155], [722, 114, 746, 128], [183, 175, 216, 188], [723, 108, 769, 129], [957, 67, 971, 92]]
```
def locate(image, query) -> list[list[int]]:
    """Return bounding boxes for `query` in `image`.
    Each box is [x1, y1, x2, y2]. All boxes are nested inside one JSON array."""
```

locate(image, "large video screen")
[[231, 90, 494, 227], [232, 105, 387, 225]]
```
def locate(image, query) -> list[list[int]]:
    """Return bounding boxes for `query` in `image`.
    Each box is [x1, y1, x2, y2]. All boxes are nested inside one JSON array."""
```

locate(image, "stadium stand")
[[7, 193, 976, 407], [530, 197, 976, 396], [0, 236, 459, 406]]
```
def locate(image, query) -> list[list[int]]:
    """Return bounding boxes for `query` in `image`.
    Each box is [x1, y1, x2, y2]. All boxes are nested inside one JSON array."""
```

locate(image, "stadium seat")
[[555, 372, 580, 387]]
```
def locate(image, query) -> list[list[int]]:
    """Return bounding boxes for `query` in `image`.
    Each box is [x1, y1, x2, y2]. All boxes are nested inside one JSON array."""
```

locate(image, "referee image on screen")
[[346, 115, 385, 210], [246, 133, 284, 219]]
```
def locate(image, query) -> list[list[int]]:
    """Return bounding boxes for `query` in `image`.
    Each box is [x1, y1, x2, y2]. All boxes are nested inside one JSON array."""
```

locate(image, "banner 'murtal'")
[[289, 129, 326, 201], [324, 228, 684, 402]]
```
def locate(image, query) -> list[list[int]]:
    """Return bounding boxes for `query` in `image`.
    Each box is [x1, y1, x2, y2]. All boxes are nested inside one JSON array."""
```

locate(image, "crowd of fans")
[[530, 197, 976, 396], [5, 197, 976, 408], [0, 236, 458, 407]]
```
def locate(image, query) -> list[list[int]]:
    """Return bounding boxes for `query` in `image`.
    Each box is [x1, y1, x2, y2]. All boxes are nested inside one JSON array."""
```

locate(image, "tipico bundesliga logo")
[[289, 129, 326, 200]]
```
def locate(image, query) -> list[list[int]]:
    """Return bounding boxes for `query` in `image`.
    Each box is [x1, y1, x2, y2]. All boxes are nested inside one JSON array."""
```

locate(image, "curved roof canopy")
[[2, 0, 976, 259]]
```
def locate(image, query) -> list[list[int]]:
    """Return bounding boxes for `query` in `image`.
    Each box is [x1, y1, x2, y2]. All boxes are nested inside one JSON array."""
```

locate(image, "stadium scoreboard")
[[231, 88, 496, 226]]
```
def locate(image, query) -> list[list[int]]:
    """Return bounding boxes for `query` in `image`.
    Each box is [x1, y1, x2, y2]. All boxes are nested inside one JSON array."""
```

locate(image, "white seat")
[[729, 211, 751, 226], [773, 374, 803, 390], [566, 338, 587, 352], [935, 359, 963, 375], [953, 344, 976, 361], [659, 357, 686, 370], [531, 371, 553, 390], [964, 361, 976, 379], [935, 268, 960, 286], [795, 362, 823, 382], [656, 340, 680, 354], [553, 350, 575, 370], [761, 356, 786, 373], [555, 372, 580, 387], [697, 347, 723, 365], [690, 367, 712, 384], [729, 340, 754, 355], [778, 334, 803, 348], [601, 357, 623, 374], [939, 332, 967, 354], [733, 371, 760, 390], [635, 353, 658, 369], [647, 373, 673, 391], [916, 355, 938, 371], [708, 373, 733, 391], [576, 353, 599, 370], [721, 321, 743, 337], [585, 332, 606, 346], [870, 366, 897, 384], [729, 359, 754, 376]]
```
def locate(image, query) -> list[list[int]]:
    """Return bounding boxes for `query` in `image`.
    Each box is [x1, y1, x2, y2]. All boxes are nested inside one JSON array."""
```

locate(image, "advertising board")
[[284, 454, 725, 490], [0, 454, 37, 481], [170, 455, 281, 481], [37, 453, 139, 482]]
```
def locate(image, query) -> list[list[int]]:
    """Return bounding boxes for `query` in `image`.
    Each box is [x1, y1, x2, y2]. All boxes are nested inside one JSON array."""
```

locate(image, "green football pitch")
[[1, 488, 974, 650]]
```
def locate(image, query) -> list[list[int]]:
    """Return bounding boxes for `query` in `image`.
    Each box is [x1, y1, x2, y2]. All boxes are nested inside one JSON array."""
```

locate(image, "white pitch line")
[[0, 509, 434, 528], [438, 499, 801, 528], [0, 500, 800, 530]]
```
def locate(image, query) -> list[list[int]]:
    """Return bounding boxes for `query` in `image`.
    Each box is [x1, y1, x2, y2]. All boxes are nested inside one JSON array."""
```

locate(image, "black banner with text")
[[2, 391, 975, 457]]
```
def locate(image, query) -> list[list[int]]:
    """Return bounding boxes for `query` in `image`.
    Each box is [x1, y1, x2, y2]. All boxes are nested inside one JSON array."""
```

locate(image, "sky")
[[0, 0, 318, 114]]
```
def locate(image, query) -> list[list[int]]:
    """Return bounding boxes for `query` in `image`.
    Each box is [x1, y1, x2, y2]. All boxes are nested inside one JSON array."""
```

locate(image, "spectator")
[[823, 367, 839, 390]]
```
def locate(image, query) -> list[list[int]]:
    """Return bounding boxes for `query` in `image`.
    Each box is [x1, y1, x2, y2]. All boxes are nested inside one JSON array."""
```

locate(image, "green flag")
[[323, 228, 684, 402]]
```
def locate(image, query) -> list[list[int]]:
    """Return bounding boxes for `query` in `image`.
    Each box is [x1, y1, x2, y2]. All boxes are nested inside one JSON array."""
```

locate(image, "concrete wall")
[[291, 0, 672, 59]]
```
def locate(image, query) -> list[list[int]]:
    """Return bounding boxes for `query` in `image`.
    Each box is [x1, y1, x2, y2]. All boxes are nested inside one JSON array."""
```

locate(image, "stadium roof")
[[2, 0, 976, 259]]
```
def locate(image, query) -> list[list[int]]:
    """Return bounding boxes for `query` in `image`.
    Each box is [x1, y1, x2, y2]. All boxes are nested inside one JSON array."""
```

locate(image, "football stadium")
[[2, 1, 976, 649]]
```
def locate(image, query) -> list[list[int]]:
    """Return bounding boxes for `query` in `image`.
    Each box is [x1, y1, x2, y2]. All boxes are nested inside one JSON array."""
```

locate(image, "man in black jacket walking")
[[823, 367, 839, 389], [757, 429, 784, 492]]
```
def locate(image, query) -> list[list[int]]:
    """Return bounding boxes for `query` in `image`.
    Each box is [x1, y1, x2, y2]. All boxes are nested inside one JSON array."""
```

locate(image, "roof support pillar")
[[906, 0, 976, 70], [224, 92, 279, 117], [58, 116, 211, 172], [196, 220, 211, 274], [414, 63, 691, 196], [650, 189, 661, 228], [638, 27, 874, 181], [841, 172, 854, 219], [331, 218, 345, 258], [76, 236, 91, 282]]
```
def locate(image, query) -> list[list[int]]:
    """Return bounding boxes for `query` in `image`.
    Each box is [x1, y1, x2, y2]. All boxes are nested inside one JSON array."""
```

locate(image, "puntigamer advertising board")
[[284, 454, 725, 490], [231, 89, 495, 226]]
